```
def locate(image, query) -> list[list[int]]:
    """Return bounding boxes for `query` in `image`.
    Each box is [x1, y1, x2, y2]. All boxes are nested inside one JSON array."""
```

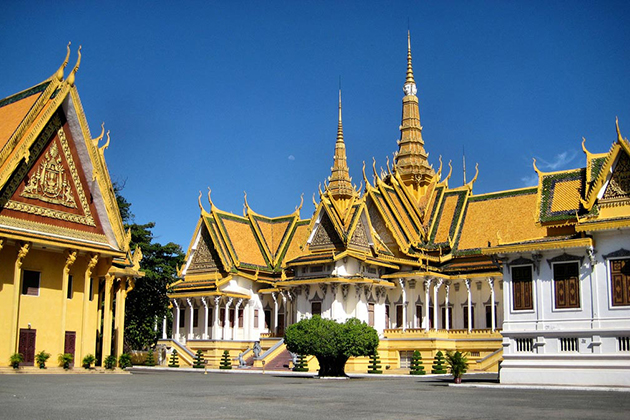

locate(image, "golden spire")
[[394, 31, 434, 188], [327, 89, 355, 199]]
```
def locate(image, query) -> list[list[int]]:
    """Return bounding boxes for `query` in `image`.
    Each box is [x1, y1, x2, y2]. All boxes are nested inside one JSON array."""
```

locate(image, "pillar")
[[488, 277, 496, 332], [272, 292, 278, 335], [445, 282, 451, 331], [465, 279, 472, 333], [115, 278, 132, 358], [102, 274, 115, 360], [201, 297, 209, 339], [433, 279, 443, 330], [162, 315, 167, 340], [424, 279, 431, 331], [187, 298, 194, 340], [223, 297, 233, 340], [212, 296, 220, 339], [10, 243, 30, 352], [172, 299, 180, 341], [81, 254, 99, 359], [60, 250, 77, 355], [234, 299, 243, 339], [398, 279, 407, 331]]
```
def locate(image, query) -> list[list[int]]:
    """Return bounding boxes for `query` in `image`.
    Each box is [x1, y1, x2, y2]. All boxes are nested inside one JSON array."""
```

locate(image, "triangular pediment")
[[348, 217, 370, 251], [600, 151, 630, 205], [309, 211, 344, 251], [186, 224, 224, 275]]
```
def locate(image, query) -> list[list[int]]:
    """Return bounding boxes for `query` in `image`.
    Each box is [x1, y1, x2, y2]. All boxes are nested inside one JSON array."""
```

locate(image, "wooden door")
[[64, 331, 76, 367], [396, 305, 403, 329], [18, 329, 36, 366], [277, 313, 285, 336]]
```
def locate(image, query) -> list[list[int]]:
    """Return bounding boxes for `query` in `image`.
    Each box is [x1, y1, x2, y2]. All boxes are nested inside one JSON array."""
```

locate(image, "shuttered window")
[[611, 258, 630, 306], [554, 262, 580, 309], [512, 265, 533, 310]]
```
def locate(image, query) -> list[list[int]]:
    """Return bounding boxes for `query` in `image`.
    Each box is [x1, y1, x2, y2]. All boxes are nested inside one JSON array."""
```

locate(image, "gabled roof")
[[0, 46, 130, 256]]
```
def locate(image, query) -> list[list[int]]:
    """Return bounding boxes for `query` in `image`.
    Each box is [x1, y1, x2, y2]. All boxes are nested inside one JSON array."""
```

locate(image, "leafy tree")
[[114, 182, 184, 351], [284, 316, 379, 377], [445, 351, 468, 383]]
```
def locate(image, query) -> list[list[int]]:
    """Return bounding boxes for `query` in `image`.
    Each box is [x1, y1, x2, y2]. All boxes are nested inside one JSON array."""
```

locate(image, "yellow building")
[[0, 45, 142, 367]]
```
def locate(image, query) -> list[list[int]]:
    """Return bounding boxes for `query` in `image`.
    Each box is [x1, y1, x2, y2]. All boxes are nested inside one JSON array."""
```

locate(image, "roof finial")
[[337, 85, 343, 144], [66, 45, 82, 87], [617, 117, 624, 142], [463, 146, 467, 185], [55, 42, 71, 81], [207, 187, 214, 209], [403, 30, 416, 94]]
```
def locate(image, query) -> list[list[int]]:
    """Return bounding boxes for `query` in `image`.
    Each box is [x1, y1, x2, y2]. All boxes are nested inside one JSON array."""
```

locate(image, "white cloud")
[[521, 174, 538, 187], [288, 155, 295, 161], [535, 150, 577, 171]]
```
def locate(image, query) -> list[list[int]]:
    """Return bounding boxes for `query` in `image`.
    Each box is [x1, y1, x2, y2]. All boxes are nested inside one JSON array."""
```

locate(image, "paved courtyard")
[[0, 371, 628, 419]]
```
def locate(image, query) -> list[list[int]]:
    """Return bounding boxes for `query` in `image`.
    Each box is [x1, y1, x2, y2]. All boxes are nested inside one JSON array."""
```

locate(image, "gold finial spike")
[[616, 117, 623, 142], [99, 130, 110, 153], [55, 42, 71, 81], [337, 88, 344, 143], [312, 192, 318, 208], [197, 191, 205, 212], [92, 122, 105, 148], [405, 30, 415, 87], [66, 45, 82, 87], [295, 193, 304, 213], [532, 158, 542, 175], [362, 161, 369, 186], [207, 187, 214, 209]]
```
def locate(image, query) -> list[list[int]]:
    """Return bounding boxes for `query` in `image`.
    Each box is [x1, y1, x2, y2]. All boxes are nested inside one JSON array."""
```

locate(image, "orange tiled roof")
[[0, 82, 50, 151]]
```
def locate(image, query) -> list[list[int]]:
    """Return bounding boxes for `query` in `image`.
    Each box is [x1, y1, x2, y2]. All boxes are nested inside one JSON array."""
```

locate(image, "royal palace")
[[162, 34, 630, 386]]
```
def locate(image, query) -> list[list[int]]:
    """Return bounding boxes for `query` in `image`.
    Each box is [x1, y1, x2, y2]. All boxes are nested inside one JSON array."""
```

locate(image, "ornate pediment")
[[601, 152, 630, 205]]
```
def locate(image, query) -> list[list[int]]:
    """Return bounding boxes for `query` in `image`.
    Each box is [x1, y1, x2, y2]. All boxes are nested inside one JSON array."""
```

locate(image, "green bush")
[[409, 350, 426, 375], [285, 316, 379, 377], [367, 352, 382, 374], [445, 351, 468, 381], [119, 353, 132, 369], [9, 353, 23, 369], [82, 354, 96, 369], [431, 351, 447, 374], [219, 350, 232, 370], [104, 355, 117, 370], [193, 350, 205, 368], [35, 351, 50, 369], [145, 349, 156, 366], [168, 350, 179, 368]]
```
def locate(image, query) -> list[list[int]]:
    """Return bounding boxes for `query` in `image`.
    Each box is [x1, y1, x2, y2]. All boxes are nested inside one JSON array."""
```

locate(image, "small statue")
[[253, 341, 262, 358], [238, 352, 246, 368]]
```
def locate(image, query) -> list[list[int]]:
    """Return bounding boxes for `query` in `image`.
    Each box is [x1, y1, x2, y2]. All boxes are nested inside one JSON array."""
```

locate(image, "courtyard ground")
[[0, 371, 628, 419]]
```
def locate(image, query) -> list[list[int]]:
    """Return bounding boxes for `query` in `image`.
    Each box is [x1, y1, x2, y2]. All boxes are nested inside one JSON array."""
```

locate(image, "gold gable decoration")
[[601, 152, 630, 205]]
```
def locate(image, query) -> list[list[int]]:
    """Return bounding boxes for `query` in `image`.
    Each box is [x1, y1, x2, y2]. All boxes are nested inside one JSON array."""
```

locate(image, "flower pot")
[[454, 377, 462, 384]]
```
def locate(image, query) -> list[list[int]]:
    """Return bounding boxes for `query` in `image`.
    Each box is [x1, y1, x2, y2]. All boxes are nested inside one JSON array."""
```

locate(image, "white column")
[[465, 279, 472, 333], [398, 279, 407, 331], [424, 279, 431, 331], [272, 292, 278, 335], [201, 297, 209, 339], [488, 277, 495, 332], [187, 298, 194, 339], [213, 296, 221, 339], [434, 279, 443, 330], [445, 282, 450, 331], [234, 299, 243, 339], [172, 299, 180, 341], [162, 315, 167, 339], [223, 297, 233, 340]]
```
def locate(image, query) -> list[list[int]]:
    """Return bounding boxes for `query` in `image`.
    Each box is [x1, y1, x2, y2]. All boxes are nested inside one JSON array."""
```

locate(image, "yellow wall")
[[0, 244, 110, 367]]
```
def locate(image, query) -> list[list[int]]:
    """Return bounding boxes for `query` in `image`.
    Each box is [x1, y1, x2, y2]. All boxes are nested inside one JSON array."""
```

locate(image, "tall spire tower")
[[394, 31, 434, 189], [327, 89, 355, 200]]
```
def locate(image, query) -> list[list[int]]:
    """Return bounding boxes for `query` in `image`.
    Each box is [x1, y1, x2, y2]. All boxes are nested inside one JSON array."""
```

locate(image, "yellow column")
[[115, 277, 134, 358], [10, 243, 30, 353], [60, 250, 77, 355], [79, 254, 98, 359], [114, 278, 123, 357], [102, 274, 114, 361]]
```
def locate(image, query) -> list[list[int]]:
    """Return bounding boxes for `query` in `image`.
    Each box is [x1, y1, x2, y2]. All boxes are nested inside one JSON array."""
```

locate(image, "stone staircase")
[[264, 348, 293, 371]]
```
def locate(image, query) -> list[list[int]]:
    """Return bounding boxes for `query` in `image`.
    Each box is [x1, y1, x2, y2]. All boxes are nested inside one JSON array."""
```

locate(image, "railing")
[[383, 328, 502, 338], [257, 338, 285, 361]]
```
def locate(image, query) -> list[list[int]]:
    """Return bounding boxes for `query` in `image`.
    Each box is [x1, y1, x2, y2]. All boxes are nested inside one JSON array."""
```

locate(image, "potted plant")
[[35, 351, 50, 369], [58, 353, 73, 370], [9, 353, 24, 369], [104, 355, 117, 370], [445, 351, 468, 384], [118, 353, 132, 369], [82, 354, 96, 369]]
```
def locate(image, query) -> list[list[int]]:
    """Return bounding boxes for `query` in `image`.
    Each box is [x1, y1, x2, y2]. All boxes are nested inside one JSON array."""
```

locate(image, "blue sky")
[[2, 1, 630, 249]]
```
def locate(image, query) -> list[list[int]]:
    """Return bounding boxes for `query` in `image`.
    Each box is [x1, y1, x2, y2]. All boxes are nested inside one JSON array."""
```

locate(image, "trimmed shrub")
[[409, 350, 426, 375], [292, 354, 308, 372], [145, 349, 156, 366], [431, 351, 447, 374], [58, 353, 73, 370], [367, 352, 382, 374], [193, 350, 205, 368], [168, 350, 179, 368], [219, 350, 232, 370]]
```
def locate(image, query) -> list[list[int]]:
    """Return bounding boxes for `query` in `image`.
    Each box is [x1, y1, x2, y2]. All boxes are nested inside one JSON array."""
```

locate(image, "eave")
[[480, 237, 593, 255]]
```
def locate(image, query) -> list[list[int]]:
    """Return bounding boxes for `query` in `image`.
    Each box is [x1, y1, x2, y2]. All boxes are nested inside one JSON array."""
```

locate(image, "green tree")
[[284, 316, 379, 377], [114, 183, 184, 351], [409, 350, 425, 375], [431, 350, 447, 374], [219, 350, 232, 370]]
